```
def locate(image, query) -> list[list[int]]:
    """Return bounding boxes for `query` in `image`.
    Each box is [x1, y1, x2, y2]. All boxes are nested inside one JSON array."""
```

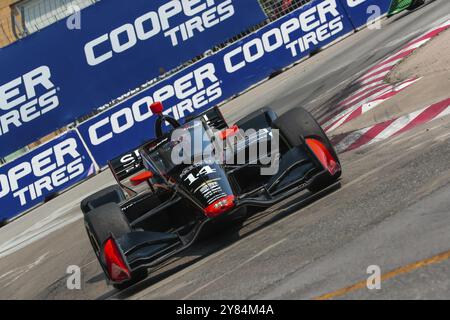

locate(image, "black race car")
[[81, 102, 342, 290]]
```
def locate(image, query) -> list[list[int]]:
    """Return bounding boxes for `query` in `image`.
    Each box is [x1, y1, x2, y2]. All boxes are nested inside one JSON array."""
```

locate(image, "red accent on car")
[[130, 171, 154, 186], [204, 195, 236, 218], [218, 125, 239, 141], [305, 138, 339, 175], [150, 101, 164, 115], [103, 237, 131, 282]]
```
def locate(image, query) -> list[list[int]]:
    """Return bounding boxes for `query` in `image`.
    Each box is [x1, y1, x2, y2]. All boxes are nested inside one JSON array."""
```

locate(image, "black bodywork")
[[84, 106, 341, 287]]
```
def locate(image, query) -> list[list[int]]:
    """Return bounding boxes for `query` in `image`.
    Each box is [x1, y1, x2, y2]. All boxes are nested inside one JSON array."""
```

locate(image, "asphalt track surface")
[[1, 0, 450, 300]]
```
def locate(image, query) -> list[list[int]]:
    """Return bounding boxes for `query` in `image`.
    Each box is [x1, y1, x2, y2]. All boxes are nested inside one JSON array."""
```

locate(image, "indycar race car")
[[388, 0, 425, 16], [81, 102, 342, 290]]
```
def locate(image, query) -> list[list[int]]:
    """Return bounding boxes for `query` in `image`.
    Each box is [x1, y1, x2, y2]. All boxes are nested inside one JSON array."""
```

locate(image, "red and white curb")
[[319, 20, 450, 135], [331, 98, 450, 154]]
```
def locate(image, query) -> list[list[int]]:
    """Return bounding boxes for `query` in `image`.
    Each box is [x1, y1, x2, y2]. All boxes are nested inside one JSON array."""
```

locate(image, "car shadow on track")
[[98, 183, 341, 300]]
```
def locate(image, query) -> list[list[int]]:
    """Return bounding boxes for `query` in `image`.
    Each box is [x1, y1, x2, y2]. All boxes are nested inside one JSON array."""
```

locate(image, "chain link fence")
[[259, 0, 313, 20], [1, 0, 97, 48], [0, 0, 314, 162], [96, 0, 313, 112], [1, 0, 312, 48]]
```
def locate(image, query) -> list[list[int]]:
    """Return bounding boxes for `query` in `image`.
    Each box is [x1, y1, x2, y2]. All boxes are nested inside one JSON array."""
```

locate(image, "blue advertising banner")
[[0, 130, 96, 221], [0, 0, 267, 158], [78, 0, 355, 167], [338, 0, 391, 28]]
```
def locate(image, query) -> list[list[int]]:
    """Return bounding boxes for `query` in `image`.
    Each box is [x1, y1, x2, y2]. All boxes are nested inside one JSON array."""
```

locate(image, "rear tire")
[[273, 107, 341, 191], [81, 185, 126, 215], [84, 203, 148, 290]]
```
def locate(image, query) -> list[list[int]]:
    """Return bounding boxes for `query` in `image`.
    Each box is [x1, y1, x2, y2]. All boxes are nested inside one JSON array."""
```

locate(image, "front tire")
[[273, 107, 341, 191], [84, 203, 148, 290], [81, 185, 126, 215], [113, 269, 148, 290]]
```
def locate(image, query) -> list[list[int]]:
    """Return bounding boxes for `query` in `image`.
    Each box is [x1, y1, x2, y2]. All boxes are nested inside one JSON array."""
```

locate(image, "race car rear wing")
[[108, 148, 145, 196], [109, 149, 143, 183]]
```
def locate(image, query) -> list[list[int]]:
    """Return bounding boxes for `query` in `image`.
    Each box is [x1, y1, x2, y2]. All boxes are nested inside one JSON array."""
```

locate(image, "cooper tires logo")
[[0, 138, 84, 206], [0, 66, 60, 137], [88, 63, 222, 146], [84, 0, 235, 66]]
